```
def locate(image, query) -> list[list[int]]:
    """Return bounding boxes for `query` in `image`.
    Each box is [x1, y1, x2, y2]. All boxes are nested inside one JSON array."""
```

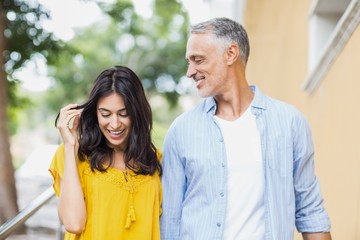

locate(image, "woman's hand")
[[57, 104, 87, 233], [57, 104, 82, 146]]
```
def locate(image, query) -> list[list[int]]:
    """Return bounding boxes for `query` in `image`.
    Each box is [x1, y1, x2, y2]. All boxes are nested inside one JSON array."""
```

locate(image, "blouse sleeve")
[[49, 143, 87, 198], [156, 149, 163, 215], [48, 143, 65, 197], [156, 149, 162, 164]]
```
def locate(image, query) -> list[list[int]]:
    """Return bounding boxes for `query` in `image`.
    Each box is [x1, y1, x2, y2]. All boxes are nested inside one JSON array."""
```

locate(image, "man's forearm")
[[302, 232, 332, 240]]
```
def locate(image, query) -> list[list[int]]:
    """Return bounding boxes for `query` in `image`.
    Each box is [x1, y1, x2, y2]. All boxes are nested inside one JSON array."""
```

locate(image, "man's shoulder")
[[177, 99, 210, 118], [266, 95, 298, 111], [253, 87, 307, 122], [255, 89, 301, 115], [169, 99, 210, 129]]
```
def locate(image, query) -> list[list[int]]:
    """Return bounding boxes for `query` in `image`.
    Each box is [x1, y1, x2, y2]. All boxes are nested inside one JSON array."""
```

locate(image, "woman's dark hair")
[[55, 66, 161, 175]]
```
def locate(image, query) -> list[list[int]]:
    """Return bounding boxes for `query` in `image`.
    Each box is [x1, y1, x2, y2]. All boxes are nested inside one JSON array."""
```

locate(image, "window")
[[302, 0, 360, 93]]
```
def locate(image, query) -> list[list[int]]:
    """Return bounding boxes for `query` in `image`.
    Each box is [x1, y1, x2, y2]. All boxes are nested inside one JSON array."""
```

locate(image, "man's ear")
[[226, 43, 240, 65]]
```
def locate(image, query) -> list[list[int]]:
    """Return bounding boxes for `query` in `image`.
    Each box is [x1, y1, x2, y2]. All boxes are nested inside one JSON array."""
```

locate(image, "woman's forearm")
[[58, 143, 87, 234]]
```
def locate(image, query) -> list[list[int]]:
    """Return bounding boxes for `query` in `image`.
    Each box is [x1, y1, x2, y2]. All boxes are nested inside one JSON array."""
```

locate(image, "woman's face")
[[96, 93, 132, 152]]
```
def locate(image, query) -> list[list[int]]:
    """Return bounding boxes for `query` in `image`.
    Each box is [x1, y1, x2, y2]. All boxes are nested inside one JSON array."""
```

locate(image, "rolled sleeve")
[[293, 116, 331, 233]]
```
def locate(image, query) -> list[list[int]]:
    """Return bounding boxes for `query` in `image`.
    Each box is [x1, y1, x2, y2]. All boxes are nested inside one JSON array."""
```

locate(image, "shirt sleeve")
[[48, 143, 65, 197], [293, 114, 331, 232], [160, 123, 186, 240]]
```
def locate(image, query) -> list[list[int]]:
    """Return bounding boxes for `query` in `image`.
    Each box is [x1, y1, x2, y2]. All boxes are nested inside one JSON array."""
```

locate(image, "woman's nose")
[[110, 115, 121, 128]]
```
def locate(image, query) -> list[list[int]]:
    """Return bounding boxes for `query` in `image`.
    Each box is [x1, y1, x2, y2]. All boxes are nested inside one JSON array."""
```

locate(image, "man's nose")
[[186, 64, 196, 78]]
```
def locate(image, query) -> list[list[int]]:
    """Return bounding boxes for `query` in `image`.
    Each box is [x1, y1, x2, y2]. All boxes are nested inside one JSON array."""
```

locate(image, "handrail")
[[0, 186, 56, 240]]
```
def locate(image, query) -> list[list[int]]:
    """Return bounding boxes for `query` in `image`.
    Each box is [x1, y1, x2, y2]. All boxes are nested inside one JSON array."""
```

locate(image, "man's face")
[[185, 33, 228, 98]]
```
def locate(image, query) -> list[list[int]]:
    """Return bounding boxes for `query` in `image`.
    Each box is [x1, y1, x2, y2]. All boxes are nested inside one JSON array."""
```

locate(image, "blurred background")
[[1, 0, 359, 239]]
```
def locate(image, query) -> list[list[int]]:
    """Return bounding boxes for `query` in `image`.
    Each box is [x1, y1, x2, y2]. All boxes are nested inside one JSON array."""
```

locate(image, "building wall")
[[243, 0, 360, 239]]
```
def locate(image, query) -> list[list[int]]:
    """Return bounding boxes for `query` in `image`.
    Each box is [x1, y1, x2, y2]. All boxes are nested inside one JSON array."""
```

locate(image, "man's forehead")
[[185, 35, 217, 59]]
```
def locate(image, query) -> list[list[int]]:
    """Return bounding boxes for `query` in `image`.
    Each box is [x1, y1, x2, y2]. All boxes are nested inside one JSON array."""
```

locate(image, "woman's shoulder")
[[156, 148, 162, 163], [50, 143, 89, 173]]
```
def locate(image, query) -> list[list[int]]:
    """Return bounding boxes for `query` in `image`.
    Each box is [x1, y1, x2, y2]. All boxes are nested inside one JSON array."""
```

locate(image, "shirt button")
[[220, 192, 224, 197], [217, 223, 221, 227]]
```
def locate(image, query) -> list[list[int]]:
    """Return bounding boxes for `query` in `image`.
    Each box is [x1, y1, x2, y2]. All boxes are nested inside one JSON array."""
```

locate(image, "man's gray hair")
[[189, 17, 250, 64]]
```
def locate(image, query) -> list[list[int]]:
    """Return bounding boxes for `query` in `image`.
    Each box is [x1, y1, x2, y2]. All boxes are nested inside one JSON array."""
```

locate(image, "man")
[[160, 17, 331, 240]]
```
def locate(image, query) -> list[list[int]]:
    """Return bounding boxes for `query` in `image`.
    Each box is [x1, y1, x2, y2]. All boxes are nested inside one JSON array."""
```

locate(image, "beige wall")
[[244, 0, 360, 239]]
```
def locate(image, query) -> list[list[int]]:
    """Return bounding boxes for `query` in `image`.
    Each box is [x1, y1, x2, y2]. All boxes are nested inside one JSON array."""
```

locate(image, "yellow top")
[[49, 144, 162, 240]]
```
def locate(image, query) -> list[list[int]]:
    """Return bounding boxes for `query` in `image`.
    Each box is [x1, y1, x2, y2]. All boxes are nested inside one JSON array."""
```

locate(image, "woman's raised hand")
[[57, 104, 82, 146]]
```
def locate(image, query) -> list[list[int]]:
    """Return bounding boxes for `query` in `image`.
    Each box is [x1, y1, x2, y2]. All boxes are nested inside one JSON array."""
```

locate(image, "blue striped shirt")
[[160, 86, 331, 240]]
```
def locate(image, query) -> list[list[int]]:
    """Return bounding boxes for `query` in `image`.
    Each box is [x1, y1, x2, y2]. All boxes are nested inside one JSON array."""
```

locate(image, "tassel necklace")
[[123, 170, 136, 229]]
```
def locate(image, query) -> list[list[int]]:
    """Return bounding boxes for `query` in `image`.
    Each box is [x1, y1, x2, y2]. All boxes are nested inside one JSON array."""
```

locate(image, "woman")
[[49, 66, 162, 239]]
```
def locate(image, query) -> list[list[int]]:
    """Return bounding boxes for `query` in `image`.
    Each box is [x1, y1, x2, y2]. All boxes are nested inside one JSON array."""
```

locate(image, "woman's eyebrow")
[[97, 107, 127, 112]]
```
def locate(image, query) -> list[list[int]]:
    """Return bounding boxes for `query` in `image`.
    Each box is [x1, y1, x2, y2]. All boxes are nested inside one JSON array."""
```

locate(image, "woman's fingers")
[[71, 113, 81, 130], [58, 104, 82, 129], [57, 104, 82, 145], [66, 112, 82, 130]]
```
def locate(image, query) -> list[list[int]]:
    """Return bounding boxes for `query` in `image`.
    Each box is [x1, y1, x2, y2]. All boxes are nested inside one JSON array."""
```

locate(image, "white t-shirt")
[[215, 106, 265, 240]]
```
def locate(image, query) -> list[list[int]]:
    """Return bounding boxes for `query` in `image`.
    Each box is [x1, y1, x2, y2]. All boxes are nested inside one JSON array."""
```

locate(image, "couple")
[[49, 17, 332, 240]]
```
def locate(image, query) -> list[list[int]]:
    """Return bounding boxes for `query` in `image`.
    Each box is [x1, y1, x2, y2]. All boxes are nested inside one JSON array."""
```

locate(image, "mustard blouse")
[[49, 144, 162, 240]]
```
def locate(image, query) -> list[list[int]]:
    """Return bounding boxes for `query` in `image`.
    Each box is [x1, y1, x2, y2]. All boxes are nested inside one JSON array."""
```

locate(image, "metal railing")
[[0, 186, 57, 239]]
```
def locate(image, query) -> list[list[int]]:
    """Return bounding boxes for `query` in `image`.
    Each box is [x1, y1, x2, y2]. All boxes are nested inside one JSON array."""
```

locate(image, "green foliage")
[[152, 120, 169, 150], [45, 0, 190, 113], [3, 0, 192, 141], [7, 79, 32, 134], [2, 0, 63, 132], [2, 0, 62, 72], [151, 95, 184, 150]]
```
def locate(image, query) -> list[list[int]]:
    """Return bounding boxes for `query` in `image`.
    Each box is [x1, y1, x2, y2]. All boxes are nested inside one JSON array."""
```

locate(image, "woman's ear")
[[226, 43, 240, 65]]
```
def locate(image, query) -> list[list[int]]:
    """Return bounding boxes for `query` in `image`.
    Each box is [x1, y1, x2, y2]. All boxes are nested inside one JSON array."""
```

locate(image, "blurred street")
[[5, 144, 63, 240]]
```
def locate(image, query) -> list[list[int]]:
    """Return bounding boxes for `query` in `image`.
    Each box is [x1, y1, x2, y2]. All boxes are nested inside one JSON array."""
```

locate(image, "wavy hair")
[[56, 66, 161, 175]]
